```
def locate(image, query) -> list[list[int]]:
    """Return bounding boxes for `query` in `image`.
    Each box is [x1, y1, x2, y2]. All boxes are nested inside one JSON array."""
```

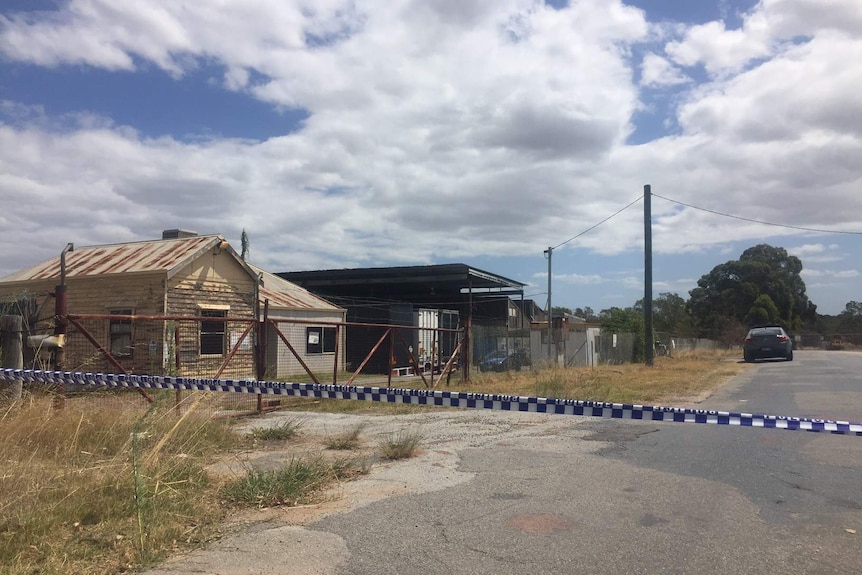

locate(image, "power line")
[[552, 194, 644, 250], [652, 193, 862, 236]]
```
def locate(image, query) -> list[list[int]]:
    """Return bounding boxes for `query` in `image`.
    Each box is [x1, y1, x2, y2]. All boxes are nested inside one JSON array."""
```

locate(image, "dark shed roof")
[[278, 264, 526, 307]]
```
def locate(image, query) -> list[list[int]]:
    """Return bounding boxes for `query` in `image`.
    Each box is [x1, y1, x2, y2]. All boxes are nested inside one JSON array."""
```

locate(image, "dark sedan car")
[[479, 349, 531, 372], [743, 325, 794, 362]]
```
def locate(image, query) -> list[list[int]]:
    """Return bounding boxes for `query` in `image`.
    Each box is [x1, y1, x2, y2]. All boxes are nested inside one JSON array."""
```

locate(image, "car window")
[[750, 328, 782, 336]]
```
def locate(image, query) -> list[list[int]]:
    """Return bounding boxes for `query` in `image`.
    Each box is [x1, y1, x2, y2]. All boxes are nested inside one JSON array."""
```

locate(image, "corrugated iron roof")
[[0, 236, 342, 313], [251, 265, 343, 312], [0, 235, 223, 282]]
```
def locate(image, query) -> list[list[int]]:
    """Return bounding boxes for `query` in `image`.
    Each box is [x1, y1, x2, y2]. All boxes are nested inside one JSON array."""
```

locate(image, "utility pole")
[[53, 243, 74, 408], [544, 246, 553, 365], [644, 185, 654, 366]]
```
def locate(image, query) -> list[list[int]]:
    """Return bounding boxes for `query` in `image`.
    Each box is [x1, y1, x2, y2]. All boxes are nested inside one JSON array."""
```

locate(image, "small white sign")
[[231, 331, 252, 350]]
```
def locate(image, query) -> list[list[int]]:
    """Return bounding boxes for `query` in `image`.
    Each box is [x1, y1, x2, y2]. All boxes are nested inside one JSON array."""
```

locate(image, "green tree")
[[574, 307, 596, 321], [635, 292, 696, 337], [599, 306, 645, 362], [746, 294, 780, 326], [837, 301, 862, 334], [687, 244, 817, 338]]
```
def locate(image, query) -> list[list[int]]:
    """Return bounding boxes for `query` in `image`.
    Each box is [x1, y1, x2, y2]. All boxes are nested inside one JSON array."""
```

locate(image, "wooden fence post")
[[1, 315, 24, 404]]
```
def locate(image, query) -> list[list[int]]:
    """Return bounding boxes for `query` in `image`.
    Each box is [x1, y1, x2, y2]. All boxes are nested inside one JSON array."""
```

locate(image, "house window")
[[109, 309, 133, 358], [200, 309, 227, 355], [306, 326, 337, 354]]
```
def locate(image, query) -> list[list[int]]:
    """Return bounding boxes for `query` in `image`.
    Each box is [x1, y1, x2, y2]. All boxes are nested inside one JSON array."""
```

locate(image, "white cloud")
[[666, 20, 771, 75], [790, 243, 828, 256], [834, 270, 861, 279], [621, 276, 642, 290], [801, 268, 860, 279], [788, 243, 846, 264], [640, 52, 690, 87], [0, 0, 656, 271], [0, 0, 860, 314], [554, 273, 604, 285], [665, 0, 862, 76]]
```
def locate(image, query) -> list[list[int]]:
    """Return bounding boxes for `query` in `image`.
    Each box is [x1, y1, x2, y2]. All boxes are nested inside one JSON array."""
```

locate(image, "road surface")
[[146, 350, 862, 575]]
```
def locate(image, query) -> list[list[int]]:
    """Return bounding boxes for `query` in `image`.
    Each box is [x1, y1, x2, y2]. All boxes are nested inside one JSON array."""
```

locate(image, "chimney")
[[162, 229, 198, 240]]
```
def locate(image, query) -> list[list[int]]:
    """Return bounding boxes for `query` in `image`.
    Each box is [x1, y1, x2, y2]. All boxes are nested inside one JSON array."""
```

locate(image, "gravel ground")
[[144, 408, 594, 575]]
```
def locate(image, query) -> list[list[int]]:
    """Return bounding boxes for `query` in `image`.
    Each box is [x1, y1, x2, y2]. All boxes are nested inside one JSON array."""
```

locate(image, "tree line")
[[557, 244, 861, 351]]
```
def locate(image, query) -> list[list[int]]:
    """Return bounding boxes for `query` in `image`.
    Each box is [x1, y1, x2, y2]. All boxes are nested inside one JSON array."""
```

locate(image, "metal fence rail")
[[16, 312, 467, 416]]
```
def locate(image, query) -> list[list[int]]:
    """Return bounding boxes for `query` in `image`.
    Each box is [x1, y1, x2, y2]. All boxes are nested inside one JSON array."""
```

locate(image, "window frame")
[[200, 309, 227, 356], [306, 326, 337, 355]]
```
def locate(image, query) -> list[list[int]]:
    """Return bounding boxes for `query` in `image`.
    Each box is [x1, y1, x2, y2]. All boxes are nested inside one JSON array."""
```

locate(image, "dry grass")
[[248, 417, 304, 441], [0, 396, 238, 575], [283, 350, 749, 411], [220, 456, 368, 508], [280, 397, 428, 415], [379, 429, 423, 460], [324, 422, 367, 450], [463, 350, 750, 405]]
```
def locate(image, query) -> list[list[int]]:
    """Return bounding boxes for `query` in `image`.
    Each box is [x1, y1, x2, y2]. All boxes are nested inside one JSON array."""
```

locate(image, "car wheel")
[[743, 353, 753, 363], [786, 351, 793, 361]]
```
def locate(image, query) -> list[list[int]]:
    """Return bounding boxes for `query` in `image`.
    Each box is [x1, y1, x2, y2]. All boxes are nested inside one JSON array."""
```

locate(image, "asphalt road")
[[147, 350, 862, 575]]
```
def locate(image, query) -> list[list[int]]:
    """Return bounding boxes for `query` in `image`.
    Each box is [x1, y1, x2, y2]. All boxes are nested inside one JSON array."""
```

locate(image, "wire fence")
[[10, 312, 468, 416], [796, 333, 862, 350], [8, 298, 859, 418], [654, 333, 721, 357], [471, 323, 532, 372]]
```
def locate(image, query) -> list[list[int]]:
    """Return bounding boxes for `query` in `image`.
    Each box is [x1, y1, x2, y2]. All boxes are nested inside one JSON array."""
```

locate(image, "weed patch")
[[248, 418, 304, 441], [380, 429, 423, 460], [221, 456, 368, 508], [325, 422, 367, 450]]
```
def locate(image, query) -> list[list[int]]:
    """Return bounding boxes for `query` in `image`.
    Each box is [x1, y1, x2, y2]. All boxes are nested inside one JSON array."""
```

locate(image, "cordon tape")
[[2, 368, 860, 436]]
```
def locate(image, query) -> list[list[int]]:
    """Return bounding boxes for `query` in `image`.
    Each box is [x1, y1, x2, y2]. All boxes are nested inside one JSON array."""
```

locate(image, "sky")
[[1, 0, 861, 317]]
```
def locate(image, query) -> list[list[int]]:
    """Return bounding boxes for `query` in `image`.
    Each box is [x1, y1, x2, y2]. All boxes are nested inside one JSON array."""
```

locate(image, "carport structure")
[[278, 263, 528, 370]]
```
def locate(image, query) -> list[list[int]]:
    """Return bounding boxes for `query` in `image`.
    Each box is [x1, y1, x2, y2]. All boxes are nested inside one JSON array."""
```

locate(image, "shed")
[[278, 264, 529, 369], [251, 265, 346, 379]]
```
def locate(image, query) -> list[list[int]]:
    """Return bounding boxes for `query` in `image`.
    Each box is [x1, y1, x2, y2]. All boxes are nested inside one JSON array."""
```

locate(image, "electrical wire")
[[552, 194, 644, 250], [652, 192, 862, 235]]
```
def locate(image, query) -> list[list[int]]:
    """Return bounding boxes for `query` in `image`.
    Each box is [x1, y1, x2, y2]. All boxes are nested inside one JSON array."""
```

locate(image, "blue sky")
[[1, 0, 860, 317]]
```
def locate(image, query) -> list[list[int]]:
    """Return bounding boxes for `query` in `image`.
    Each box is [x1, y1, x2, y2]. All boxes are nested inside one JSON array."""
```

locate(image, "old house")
[[0, 231, 343, 380]]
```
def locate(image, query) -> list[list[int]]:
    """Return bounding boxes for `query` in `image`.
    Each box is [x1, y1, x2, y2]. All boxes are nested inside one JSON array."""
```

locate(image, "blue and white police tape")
[[2, 368, 861, 435]]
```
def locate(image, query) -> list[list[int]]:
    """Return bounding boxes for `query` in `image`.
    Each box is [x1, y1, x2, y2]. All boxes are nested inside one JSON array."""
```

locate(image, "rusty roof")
[[0, 235, 224, 282], [0, 236, 341, 313], [251, 265, 343, 312]]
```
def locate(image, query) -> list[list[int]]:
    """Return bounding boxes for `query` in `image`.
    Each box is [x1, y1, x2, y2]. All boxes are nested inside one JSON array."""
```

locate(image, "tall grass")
[[0, 397, 238, 575]]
